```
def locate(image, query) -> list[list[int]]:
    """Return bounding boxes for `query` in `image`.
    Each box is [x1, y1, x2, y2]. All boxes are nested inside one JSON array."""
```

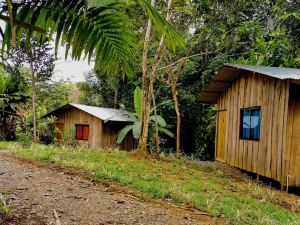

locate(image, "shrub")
[[61, 127, 78, 147], [0, 194, 11, 220], [16, 126, 32, 148], [38, 116, 57, 144]]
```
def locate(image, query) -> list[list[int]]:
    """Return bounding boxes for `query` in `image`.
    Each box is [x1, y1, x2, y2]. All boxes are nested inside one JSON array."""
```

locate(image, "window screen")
[[76, 125, 89, 140], [240, 108, 261, 140]]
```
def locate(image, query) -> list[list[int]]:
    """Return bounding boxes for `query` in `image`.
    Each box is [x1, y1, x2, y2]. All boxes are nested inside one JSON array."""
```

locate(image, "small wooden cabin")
[[43, 103, 136, 150], [199, 64, 300, 187]]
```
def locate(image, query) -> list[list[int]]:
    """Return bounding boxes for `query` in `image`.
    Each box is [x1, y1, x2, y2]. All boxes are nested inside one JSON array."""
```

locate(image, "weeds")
[[0, 193, 11, 220], [1, 142, 300, 225], [291, 199, 300, 212], [205, 193, 219, 212]]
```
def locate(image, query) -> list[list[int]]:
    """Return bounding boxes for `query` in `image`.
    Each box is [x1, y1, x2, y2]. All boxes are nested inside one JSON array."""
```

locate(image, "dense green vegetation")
[[2, 1, 300, 224], [1, 142, 299, 225], [76, 0, 300, 157], [1, 1, 300, 156]]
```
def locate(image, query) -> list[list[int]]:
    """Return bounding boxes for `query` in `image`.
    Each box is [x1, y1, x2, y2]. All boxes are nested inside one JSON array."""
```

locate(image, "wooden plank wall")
[[56, 108, 135, 150], [217, 71, 290, 184], [284, 84, 300, 187], [56, 108, 102, 147], [101, 121, 136, 150]]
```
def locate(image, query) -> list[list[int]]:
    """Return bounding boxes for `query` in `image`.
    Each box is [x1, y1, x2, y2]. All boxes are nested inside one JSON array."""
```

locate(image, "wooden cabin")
[[42, 103, 136, 150], [199, 64, 300, 187]]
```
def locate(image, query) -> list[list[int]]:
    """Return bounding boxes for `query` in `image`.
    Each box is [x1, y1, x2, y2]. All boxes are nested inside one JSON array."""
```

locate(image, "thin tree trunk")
[[114, 88, 118, 109], [6, 0, 16, 48], [138, 0, 157, 153], [151, 89, 160, 154], [172, 82, 181, 156], [140, 0, 173, 153], [31, 72, 37, 142], [151, 0, 173, 153]]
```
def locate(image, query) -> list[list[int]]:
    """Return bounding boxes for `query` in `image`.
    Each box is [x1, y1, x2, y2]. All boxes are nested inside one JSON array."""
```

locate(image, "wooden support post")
[[256, 174, 260, 183], [286, 175, 290, 193], [280, 184, 285, 191]]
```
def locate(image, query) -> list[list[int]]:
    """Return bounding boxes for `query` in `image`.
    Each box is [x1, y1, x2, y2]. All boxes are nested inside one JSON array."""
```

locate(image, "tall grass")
[[1, 142, 300, 225]]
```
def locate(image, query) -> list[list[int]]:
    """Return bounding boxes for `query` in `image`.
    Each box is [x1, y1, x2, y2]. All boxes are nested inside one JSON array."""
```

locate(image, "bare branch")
[[0, 14, 46, 34]]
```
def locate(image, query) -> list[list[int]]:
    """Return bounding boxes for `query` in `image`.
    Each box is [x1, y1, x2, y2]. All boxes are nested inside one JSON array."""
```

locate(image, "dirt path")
[[0, 155, 213, 225]]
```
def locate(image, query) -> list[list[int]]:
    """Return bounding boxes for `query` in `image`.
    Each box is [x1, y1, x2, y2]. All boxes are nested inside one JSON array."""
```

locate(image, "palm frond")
[[137, 0, 185, 51], [1, 0, 184, 76], [1, 0, 135, 76]]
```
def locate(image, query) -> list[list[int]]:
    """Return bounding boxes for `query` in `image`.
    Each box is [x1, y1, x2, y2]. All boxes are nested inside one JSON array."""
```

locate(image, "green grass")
[[1, 142, 300, 225]]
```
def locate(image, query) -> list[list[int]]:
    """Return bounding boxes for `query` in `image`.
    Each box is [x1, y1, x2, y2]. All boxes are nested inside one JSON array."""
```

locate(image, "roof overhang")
[[199, 65, 243, 103], [42, 103, 74, 118], [42, 103, 136, 123], [199, 64, 300, 104]]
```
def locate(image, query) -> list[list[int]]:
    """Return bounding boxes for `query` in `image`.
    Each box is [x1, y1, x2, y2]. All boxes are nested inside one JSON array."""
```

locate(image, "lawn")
[[1, 141, 300, 225]]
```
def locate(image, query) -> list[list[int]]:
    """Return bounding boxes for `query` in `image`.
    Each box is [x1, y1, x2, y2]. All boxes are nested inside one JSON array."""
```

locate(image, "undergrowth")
[[1, 142, 300, 225], [0, 193, 11, 220]]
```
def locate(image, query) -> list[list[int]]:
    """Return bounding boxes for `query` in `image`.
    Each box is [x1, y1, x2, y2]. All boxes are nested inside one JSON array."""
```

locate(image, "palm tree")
[[0, 0, 183, 77]]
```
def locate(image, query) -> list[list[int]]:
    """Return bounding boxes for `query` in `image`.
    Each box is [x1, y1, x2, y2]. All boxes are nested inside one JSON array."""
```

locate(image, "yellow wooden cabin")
[[43, 103, 136, 150], [199, 64, 300, 187]]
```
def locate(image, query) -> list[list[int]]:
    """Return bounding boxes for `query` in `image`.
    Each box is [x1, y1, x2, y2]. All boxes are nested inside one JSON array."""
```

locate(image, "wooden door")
[[216, 111, 226, 161]]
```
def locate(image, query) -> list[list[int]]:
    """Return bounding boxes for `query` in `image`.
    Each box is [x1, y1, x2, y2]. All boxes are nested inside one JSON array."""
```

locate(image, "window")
[[240, 107, 261, 140], [75, 125, 89, 140]]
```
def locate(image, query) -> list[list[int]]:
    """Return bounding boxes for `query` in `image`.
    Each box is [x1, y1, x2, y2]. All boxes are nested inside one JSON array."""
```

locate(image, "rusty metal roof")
[[199, 64, 300, 103], [42, 103, 136, 123]]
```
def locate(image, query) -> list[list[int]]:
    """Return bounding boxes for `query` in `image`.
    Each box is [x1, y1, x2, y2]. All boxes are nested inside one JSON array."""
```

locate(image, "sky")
[[52, 45, 94, 83], [0, 20, 94, 83]]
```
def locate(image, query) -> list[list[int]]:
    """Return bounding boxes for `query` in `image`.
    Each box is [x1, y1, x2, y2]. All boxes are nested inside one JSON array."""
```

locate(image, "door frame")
[[215, 109, 226, 162]]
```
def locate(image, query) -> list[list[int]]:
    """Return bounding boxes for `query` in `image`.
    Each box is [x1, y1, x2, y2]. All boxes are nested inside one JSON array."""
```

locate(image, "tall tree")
[[188, 0, 300, 157], [38, 81, 80, 114], [10, 39, 55, 142], [139, 0, 184, 154]]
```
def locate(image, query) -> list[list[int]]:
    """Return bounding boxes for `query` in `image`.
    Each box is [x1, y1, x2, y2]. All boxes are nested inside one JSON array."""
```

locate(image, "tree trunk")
[[139, 0, 173, 153], [6, 0, 16, 48], [172, 82, 181, 156], [31, 72, 37, 142], [114, 88, 118, 109], [138, 0, 157, 153], [151, 89, 160, 155]]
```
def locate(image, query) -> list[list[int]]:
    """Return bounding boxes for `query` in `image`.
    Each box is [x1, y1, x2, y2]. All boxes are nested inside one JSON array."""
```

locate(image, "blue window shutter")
[[240, 108, 261, 140]]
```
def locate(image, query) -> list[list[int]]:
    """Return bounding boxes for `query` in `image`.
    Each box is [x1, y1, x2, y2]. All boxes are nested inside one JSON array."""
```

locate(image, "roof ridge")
[[70, 103, 128, 112], [42, 103, 135, 122]]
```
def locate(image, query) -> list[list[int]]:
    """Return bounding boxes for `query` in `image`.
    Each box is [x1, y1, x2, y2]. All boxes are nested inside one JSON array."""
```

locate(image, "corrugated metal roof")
[[42, 103, 136, 123], [225, 64, 300, 79], [199, 64, 300, 103]]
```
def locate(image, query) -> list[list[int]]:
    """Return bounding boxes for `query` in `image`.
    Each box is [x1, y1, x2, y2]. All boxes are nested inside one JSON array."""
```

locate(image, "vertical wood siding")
[[216, 72, 290, 184], [101, 121, 136, 150], [55, 108, 135, 150], [285, 84, 300, 187]]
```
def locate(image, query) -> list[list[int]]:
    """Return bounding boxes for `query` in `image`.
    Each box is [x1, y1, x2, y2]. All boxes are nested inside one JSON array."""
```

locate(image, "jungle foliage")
[[77, 0, 300, 158], [1, 0, 300, 159]]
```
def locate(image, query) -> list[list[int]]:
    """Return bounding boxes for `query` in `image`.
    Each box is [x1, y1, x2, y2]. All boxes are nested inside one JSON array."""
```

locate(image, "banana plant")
[[117, 87, 174, 144]]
